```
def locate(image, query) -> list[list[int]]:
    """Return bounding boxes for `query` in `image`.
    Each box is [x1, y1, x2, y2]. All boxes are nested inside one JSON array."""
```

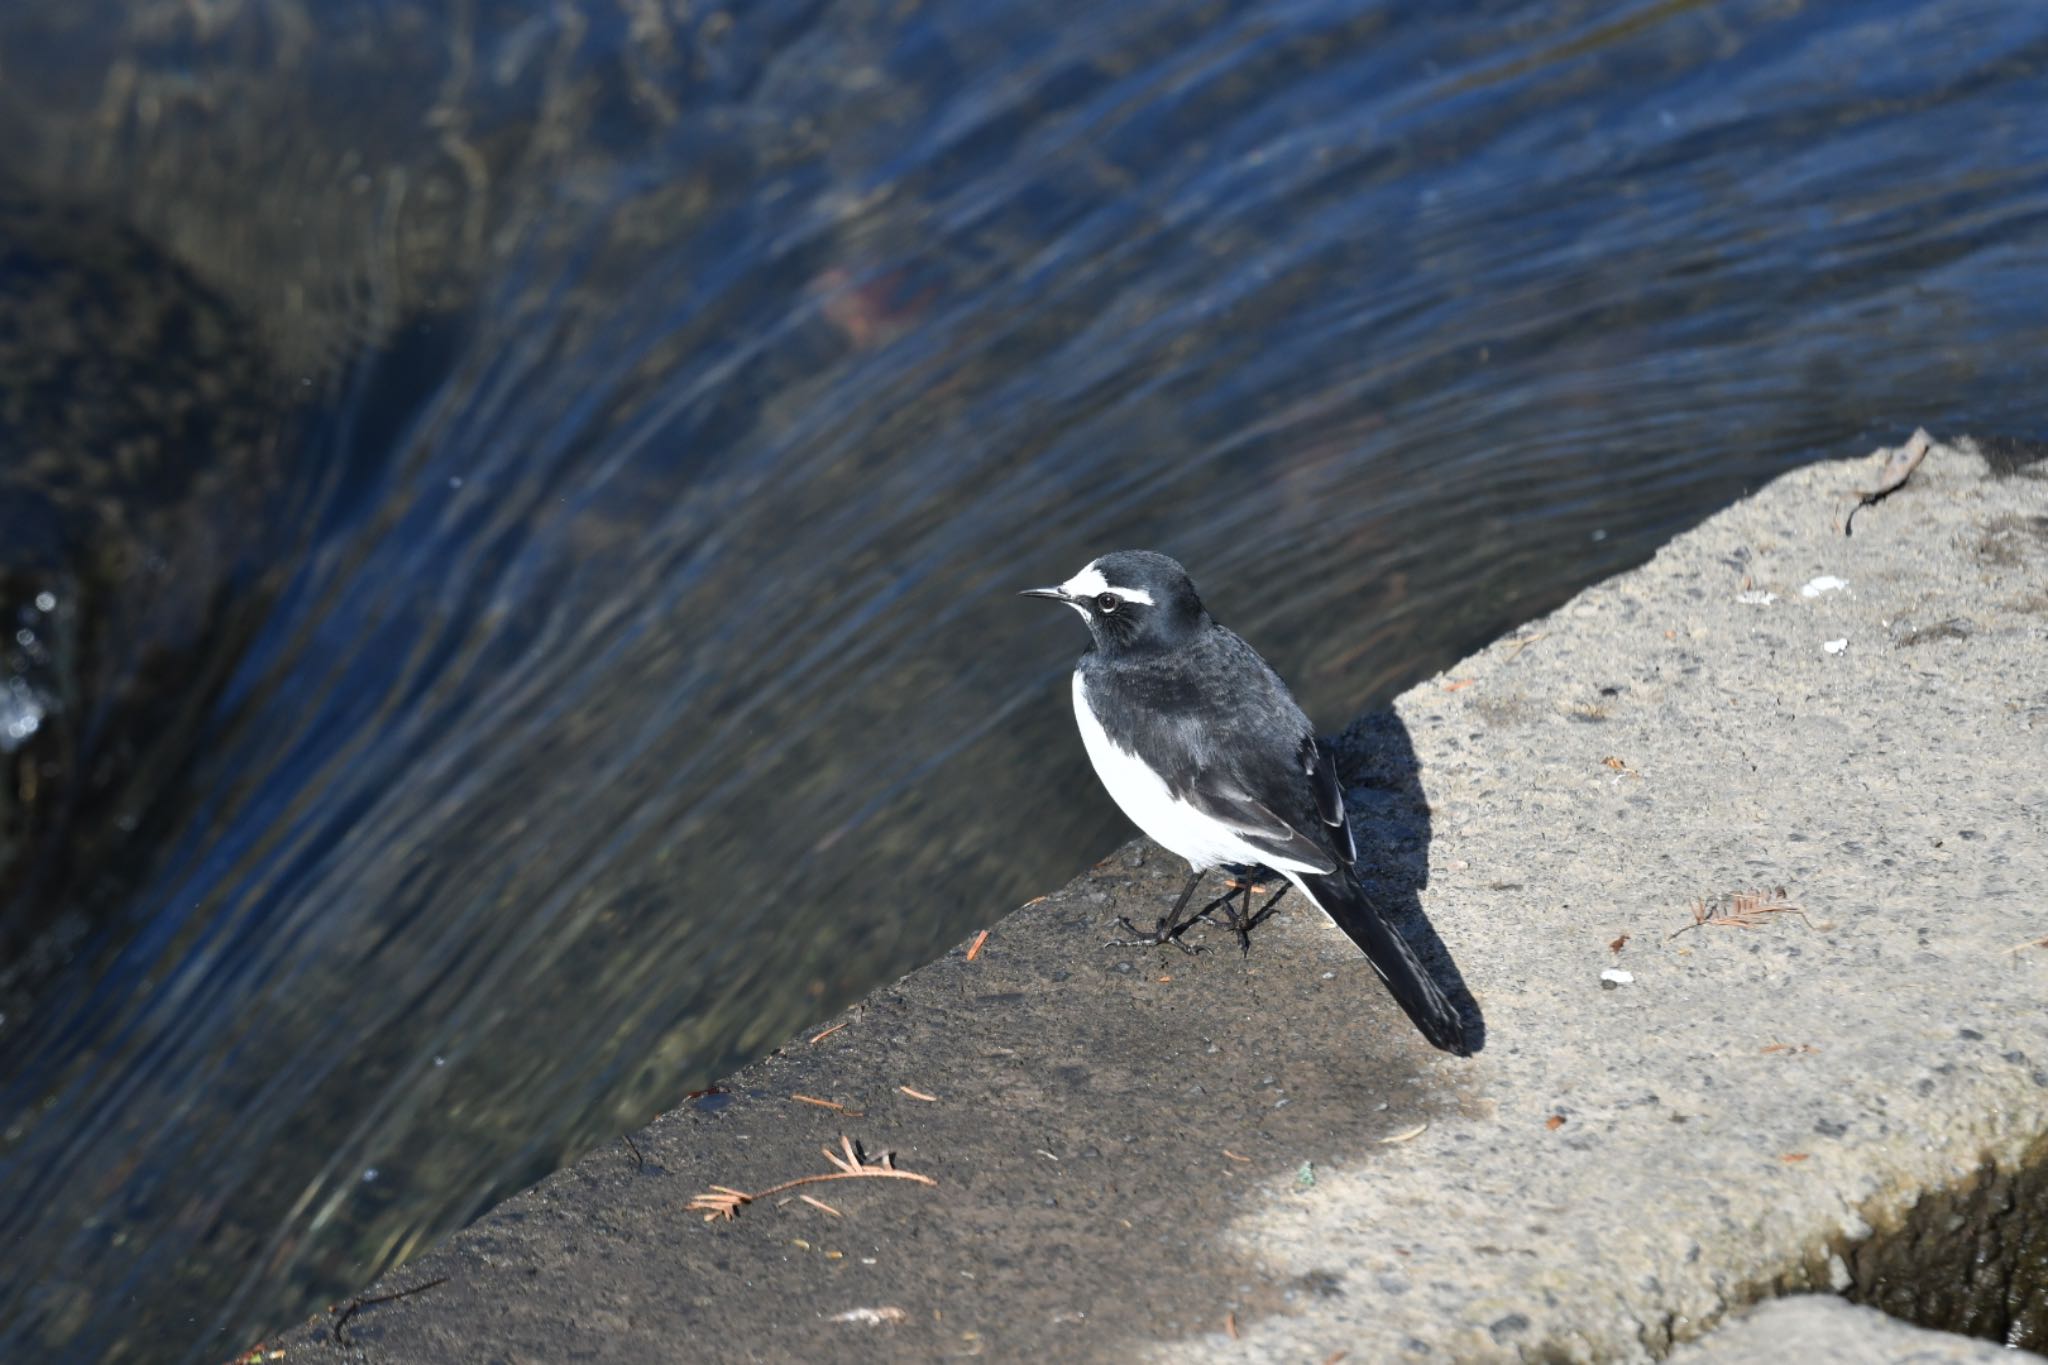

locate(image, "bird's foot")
[[1110, 914, 1203, 954], [1209, 880, 1288, 957]]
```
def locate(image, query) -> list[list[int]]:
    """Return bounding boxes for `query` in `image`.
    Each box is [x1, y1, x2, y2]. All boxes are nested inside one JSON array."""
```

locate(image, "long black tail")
[[1296, 866, 1470, 1056]]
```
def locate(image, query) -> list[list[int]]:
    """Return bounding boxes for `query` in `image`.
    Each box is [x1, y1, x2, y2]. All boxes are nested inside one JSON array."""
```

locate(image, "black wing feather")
[[1185, 781, 1337, 875], [1301, 736, 1357, 866]]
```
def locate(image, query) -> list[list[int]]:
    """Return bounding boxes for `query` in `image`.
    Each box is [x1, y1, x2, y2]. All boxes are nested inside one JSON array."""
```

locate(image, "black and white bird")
[[1024, 550, 1470, 1056]]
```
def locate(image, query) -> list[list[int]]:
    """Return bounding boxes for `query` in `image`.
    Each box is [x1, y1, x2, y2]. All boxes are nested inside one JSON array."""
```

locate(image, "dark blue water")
[[1, 0, 2045, 1358]]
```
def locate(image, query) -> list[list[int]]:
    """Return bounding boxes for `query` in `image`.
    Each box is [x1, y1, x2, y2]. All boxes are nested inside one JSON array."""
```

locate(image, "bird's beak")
[[1019, 586, 1071, 602]]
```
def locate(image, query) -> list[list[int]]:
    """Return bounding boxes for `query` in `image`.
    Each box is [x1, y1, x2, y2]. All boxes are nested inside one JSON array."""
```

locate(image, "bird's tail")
[[1295, 866, 1470, 1056]]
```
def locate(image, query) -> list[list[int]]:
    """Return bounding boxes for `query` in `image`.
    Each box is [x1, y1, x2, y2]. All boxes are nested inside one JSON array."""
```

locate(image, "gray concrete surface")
[[273, 438, 2047, 1362], [1672, 1296, 2041, 1364]]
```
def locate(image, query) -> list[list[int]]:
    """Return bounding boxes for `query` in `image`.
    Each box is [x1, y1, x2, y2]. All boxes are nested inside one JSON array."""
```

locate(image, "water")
[[1, 0, 2045, 1359]]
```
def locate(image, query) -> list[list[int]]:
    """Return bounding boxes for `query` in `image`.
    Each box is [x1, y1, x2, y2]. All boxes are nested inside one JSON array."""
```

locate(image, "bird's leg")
[[1193, 869, 1290, 956], [1191, 877, 1251, 931], [1230, 883, 1290, 957], [1113, 868, 1208, 953]]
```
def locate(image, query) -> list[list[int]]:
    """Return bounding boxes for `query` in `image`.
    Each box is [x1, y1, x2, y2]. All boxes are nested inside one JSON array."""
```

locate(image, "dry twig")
[[686, 1136, 936, 1222], [966, 929, 990, 961], [1844, 428, 1932, 536], [332, 1276, 449, 1345], [809, 1020, 850, 1044], [1669, 887, 1809, 940]]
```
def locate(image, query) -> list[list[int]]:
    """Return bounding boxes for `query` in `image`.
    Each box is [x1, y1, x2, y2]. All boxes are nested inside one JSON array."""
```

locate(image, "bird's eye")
[[1095, 592, 1122, 613]]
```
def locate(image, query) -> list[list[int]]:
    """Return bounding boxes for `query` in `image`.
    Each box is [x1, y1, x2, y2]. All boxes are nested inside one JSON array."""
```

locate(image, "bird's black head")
[[1021, 550, 1208, 654]]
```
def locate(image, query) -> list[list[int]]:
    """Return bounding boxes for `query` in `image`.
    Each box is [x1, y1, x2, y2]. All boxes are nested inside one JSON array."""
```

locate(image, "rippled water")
[[2, 0, 2045, 1359]]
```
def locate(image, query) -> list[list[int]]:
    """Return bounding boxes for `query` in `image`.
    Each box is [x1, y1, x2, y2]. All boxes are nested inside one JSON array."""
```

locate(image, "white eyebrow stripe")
[[1060, 564, 1110, 598], [1058, 563, 1155, 605]]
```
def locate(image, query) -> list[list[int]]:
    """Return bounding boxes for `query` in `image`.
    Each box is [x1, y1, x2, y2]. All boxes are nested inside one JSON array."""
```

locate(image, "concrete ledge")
[[1672, 1296, 2031, 1364], [277, 438, 2047, 1362]]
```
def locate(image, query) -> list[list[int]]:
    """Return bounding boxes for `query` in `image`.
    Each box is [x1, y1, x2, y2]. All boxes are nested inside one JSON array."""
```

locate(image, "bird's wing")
[[1301, 735, 1358, 866], [1184, 777, 1339, 875]]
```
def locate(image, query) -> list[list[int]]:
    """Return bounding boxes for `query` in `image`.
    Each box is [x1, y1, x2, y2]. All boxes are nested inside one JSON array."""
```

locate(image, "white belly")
[[1072, 670, 1314, 874]]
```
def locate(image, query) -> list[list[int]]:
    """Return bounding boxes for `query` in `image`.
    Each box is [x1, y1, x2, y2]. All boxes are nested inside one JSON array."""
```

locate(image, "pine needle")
[[686, 1136, 936, 1222], [1669, 887, 1809, 939]]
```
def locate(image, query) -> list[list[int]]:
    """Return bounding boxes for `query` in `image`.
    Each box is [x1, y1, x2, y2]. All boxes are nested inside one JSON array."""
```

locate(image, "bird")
[[1023, 550, 1470, 1056]]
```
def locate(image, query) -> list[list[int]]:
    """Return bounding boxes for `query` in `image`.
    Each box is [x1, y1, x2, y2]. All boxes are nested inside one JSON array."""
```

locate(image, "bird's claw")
[[1110, 915, 1203, 955]]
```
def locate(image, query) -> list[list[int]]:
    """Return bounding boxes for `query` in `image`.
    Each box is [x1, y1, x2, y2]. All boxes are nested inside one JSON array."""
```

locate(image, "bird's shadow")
[[1334, 706, 1486, 1054]]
